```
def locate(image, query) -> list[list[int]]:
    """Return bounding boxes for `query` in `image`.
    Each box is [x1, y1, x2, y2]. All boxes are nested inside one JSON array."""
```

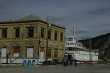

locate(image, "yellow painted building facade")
[[0, 20, 65, 63]]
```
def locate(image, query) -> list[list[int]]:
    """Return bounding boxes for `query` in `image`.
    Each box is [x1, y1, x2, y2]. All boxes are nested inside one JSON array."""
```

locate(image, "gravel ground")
[[0, 64, 110, 73]]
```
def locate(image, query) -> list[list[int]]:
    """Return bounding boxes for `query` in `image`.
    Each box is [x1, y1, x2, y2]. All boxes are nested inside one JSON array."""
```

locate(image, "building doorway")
[[11, 46, 20, 58], [39, 47, 45, 62]]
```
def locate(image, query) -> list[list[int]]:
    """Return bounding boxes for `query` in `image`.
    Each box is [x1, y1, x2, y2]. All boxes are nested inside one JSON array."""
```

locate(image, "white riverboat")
[[65, 36, 98, 63]]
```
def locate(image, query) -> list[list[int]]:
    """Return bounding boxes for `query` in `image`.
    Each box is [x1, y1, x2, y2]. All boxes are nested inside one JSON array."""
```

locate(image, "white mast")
[[73, 24, 78, 42], [73, 24, 75, 36]]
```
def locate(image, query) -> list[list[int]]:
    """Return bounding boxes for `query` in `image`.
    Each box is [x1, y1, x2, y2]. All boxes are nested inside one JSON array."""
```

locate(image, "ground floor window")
[[27, 47, 34, 58], [46, 49, 51, 58], [12, 46, 20, 58], [0, 48, 7, 58], [40, 47, 44, 52], [54, 48, 58, 58]]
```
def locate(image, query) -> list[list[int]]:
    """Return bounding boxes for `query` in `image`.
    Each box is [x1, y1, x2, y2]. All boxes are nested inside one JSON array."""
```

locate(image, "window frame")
[[2, 28, 7, 38], [27, 26, 34, 38], [14, 27, 20, 38], [54, 30, 58, 40]]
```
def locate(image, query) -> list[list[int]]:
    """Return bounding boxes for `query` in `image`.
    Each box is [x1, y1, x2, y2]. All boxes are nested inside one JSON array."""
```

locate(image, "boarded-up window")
[[27, 47, 33, 58], [0, 48, 6, 58]]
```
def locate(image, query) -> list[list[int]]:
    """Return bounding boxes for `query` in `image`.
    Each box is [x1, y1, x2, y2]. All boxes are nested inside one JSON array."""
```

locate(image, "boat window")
[[66, 42, 69, 45], [67, 38, 73, 41], [68, 47, 74, 51], [70, 43, 74, 45]]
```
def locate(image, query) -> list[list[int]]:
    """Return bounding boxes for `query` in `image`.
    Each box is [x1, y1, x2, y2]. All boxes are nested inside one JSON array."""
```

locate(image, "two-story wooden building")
[[0, 20, 65, 63]]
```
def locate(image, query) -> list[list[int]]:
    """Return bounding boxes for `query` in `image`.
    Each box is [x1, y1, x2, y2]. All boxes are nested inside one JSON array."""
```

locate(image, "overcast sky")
[[0, 0, 110, 39]]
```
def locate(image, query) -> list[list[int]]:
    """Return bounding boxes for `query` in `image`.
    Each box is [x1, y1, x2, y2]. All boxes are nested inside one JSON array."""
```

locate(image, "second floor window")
[[41, 27, 45, 38], [2, 28, 7, 38], [60, 32, 64, 41], [15, 27, 20, 38], [54, 31, 58, 40], [27, 27, 34, 38], [48, 29, 51, 40], [54, 48, 58, 58]]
